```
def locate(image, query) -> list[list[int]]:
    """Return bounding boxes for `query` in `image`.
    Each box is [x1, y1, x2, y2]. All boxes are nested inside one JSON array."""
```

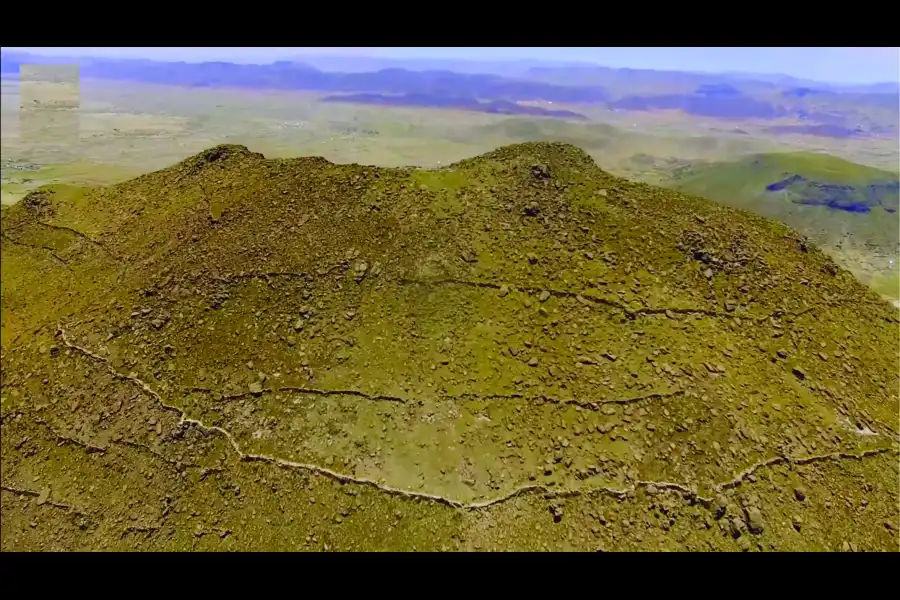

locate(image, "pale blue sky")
[[6, 47, 899, 84]]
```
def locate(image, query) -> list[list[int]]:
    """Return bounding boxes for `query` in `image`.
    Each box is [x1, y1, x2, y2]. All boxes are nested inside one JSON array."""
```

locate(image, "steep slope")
[[1, 143, 897, 551]]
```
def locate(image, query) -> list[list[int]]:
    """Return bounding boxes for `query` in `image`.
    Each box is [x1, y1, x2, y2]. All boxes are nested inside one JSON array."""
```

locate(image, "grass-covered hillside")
[[1, 142, 897, 551], [663, 152, 899, 302], [669, 152, 898, 215]]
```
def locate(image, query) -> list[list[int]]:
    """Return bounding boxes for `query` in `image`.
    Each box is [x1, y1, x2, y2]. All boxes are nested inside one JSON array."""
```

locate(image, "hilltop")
[[1, 142, 897, 551]]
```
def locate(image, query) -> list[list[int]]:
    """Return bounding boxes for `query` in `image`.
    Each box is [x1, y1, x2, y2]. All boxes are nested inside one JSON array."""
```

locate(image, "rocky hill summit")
[[1, 142, 897, 551]]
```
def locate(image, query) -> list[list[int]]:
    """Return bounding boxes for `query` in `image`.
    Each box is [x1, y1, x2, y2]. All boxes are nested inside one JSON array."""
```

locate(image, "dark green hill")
[[1, 143, 897, 551], [665, 152, 899, 246], [663, 152, 899, 302]]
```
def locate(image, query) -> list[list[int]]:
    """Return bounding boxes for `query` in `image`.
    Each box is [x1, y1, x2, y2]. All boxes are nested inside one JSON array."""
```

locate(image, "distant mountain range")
[[522, 65, 900, 95], [609, 93, 790, 119], [763, 124, 867, 138], [0, 52, 607, 104], [1, 51, 897, 134]]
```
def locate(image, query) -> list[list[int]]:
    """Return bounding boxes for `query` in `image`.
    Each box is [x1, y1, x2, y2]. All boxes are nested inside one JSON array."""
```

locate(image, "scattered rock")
[[539, 290, 551, 303], [531, 164, 551, 180], [150, 315, 170, 330], [524, 202, 541, 217], [744, 506, 765, 535], [714, 495, 728, 520], [549, 501, 564, 522], [22, 190, 55, 217], [354, 261, 369, 281], [793, 486, 806, 502], [249, 382, 263, 395], [729, 516, 744, 538]]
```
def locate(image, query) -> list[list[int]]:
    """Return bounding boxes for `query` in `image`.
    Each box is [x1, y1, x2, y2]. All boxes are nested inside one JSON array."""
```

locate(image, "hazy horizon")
[[4, 47, 899, 85]]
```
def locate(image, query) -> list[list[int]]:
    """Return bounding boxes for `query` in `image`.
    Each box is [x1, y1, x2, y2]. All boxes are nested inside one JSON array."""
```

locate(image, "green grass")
[[752, 151, 899, 182], [670, 151, 898, 192], [1, 141, 896, 551], [664, 151, 900, 231], [660, 151, 900, 301], [1, 162, 137, 205]]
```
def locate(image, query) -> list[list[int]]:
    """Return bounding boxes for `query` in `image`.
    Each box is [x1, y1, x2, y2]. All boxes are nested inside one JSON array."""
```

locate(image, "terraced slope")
[[1, 143, 897, 551]]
